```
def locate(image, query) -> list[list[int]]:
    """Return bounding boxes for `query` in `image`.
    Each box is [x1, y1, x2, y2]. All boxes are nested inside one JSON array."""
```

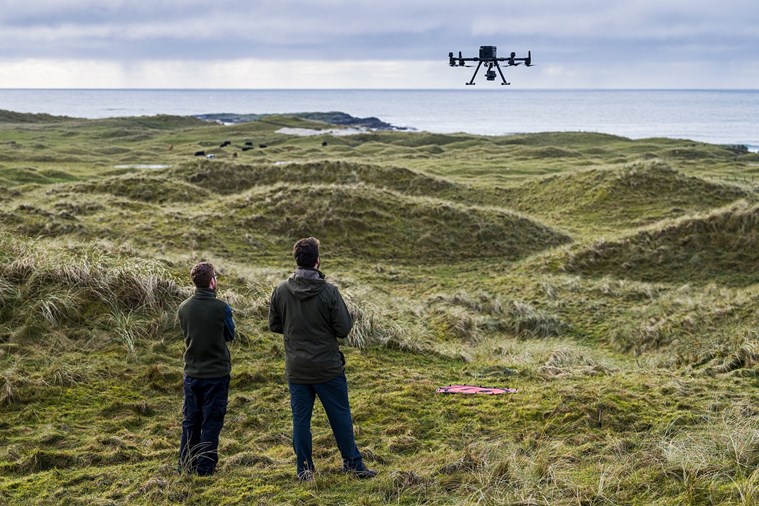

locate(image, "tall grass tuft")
[[386, 470, 430, 502], [711, 331, 759, 374], [36, 289, 84, 326], [425, 291, 567, 344], [660, 401, 759, 501], [44, 362, 86, 387], [0, 277, 17, 305], [1, 235, 185, 353], [109, 306, 142, 354], [342, 289, 413, 351], [0, 360, 23, 406], [539, 348, 617, 377]]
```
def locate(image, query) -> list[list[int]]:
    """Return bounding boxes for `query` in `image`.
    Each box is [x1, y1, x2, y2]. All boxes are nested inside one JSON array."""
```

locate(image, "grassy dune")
[[503, 161, 749, 234], [0, 110, 757, 505], [565, 201, 759, 286]]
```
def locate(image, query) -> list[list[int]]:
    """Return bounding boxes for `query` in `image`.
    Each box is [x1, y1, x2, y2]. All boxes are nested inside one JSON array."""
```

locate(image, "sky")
[[1, 0, 757, 89]]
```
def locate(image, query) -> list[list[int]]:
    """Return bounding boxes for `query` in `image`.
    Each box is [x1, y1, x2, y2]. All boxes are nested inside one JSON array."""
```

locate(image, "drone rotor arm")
[[451, 53, 480, 67]]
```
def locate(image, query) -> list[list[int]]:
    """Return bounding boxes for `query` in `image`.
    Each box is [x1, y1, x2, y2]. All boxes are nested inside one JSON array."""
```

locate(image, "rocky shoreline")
[[194, 111, 412, 131]]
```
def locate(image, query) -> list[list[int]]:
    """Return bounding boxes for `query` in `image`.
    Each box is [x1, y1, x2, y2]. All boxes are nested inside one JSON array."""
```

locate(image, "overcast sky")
[[1, 0, 757, 89]]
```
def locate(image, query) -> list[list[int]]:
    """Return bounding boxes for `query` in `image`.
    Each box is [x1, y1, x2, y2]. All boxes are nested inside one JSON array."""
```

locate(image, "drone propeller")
[[524, 51, 533, 67]]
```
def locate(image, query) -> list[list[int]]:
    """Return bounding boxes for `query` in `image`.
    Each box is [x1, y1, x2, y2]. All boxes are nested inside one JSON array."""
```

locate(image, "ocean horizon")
[[1, 88, 757, 151]]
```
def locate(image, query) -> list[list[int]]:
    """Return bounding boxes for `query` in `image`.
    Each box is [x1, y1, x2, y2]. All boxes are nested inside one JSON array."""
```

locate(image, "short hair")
[[293, 237, 320, 268], [190, 262, 215, 288]]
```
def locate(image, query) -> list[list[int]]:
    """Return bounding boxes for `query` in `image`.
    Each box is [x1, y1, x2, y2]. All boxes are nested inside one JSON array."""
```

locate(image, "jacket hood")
[[193, 287, 217, 298], [286, 275, 326, 301]]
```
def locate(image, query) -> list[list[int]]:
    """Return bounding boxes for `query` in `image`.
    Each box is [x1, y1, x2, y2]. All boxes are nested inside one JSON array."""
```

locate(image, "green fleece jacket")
[[178, 288, 234, 378], [268, 269, 353, 383]]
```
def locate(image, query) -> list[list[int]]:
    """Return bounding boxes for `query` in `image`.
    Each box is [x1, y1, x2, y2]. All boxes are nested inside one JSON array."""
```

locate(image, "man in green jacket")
[[178, 261, 235, 476], [269, 237, 376, 482]]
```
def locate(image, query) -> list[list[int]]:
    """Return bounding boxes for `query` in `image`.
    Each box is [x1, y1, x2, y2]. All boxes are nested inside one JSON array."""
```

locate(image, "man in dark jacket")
[[178, 261, 235, 476], [269, 237, 376, 481]]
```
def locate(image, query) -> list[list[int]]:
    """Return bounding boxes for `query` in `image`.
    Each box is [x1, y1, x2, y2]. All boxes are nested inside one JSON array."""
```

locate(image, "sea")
[[1, 89, 757, 151]]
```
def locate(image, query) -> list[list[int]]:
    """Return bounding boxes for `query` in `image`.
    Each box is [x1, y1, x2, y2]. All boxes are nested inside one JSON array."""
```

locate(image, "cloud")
[[0, 57, 466, 89], [3, 55, 758, 90], [0, 0, 757, 88]]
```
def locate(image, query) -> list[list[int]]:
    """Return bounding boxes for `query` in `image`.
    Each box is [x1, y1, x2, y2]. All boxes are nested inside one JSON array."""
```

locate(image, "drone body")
[[448, 46, 533, 85]]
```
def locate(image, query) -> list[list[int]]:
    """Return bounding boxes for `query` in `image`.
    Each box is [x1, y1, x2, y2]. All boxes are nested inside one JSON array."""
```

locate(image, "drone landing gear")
[[495, 63, 511, 86], [466, 61, 511, 86], [466, 61, 483, 85]]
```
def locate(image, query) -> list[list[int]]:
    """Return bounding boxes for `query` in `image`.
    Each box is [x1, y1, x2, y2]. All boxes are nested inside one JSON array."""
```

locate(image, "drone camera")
[[486, 69, 497, 81], [479, 45, 497, 60]]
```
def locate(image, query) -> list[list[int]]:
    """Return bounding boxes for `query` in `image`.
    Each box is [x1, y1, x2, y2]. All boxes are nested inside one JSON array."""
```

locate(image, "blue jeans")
[[288, 372, 363, 475], [179, 375, 230, 476]]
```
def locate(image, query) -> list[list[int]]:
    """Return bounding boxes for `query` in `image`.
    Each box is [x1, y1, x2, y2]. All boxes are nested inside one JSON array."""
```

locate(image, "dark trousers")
[[288, 372, 363, 475], [179, 375, 230, 476]]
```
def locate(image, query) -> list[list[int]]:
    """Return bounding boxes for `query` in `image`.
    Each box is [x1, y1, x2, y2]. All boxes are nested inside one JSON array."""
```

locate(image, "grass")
[[0, 109, 757, 504], [564, 201, 759, 286]]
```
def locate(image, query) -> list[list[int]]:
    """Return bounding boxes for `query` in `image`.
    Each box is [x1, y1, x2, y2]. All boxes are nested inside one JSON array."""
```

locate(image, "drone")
[[448, 45, 533, 85]]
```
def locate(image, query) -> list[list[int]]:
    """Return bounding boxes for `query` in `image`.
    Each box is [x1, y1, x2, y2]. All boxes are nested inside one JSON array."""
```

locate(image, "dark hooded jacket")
[[268, 269, 353, 383]]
